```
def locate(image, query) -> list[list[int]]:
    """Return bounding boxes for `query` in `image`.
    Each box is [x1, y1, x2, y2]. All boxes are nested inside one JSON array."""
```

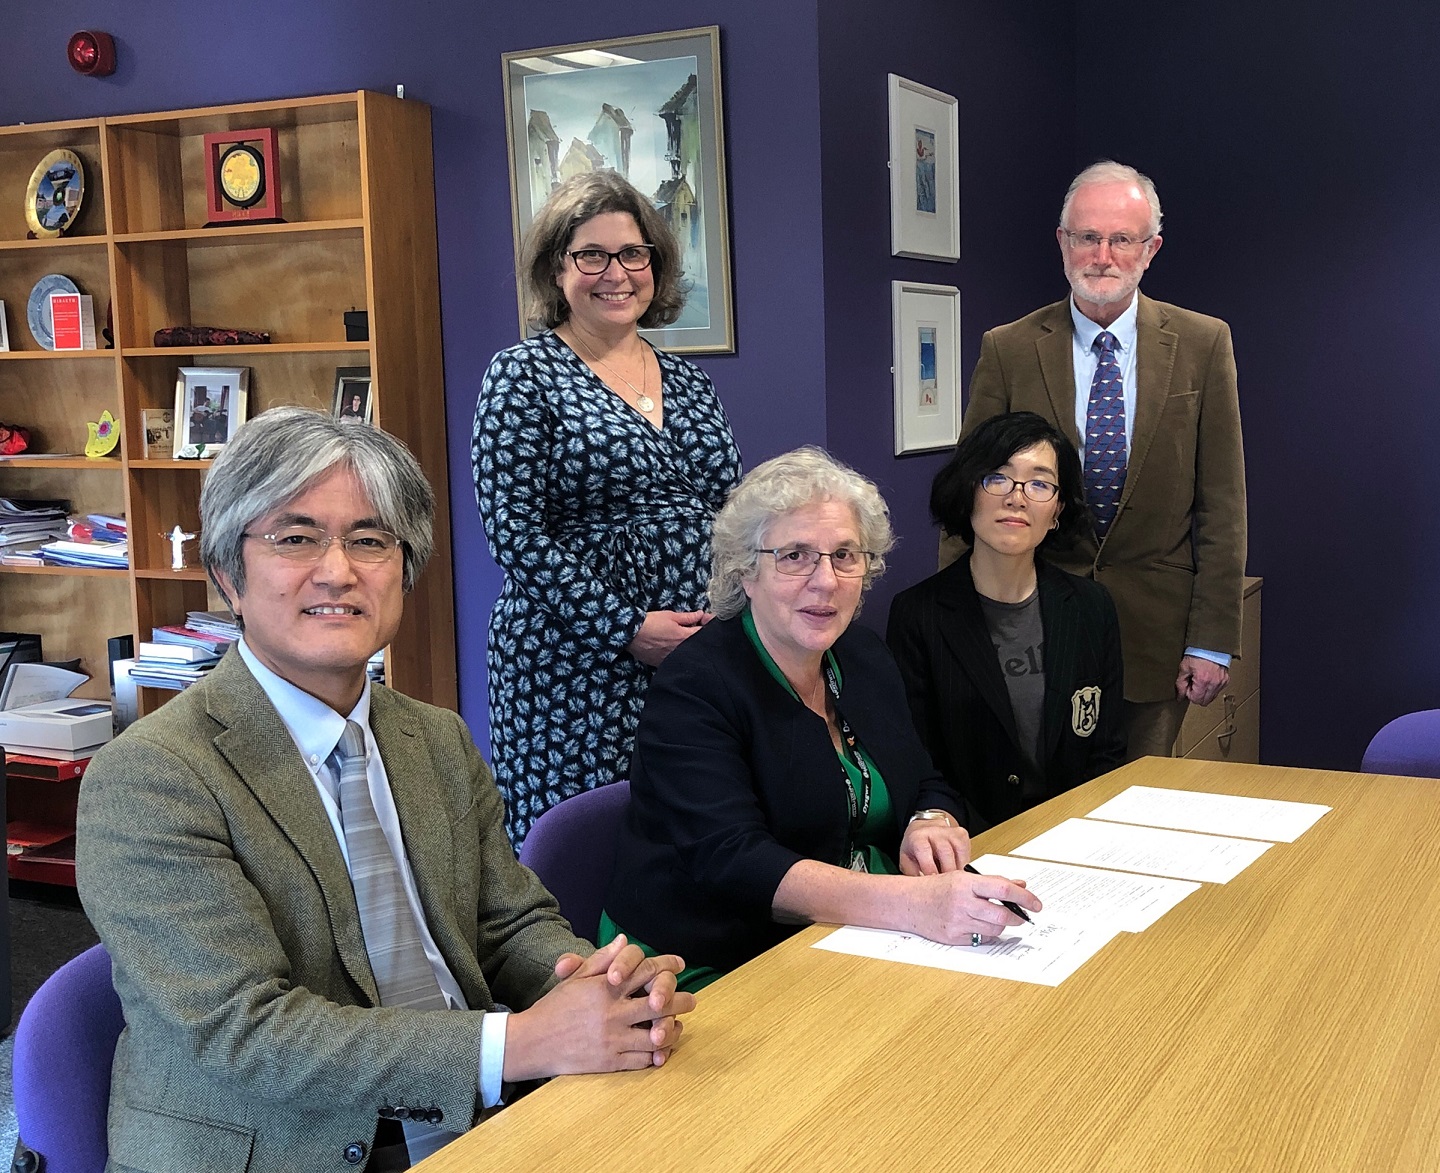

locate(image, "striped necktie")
[[1083, 329, 1128, 538], [333, 721, 453, 1165]]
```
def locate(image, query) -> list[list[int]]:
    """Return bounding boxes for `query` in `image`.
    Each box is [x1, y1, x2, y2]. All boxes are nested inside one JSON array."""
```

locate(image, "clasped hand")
[[626, 610, 711, 667], [503, 935, 695, 1082]]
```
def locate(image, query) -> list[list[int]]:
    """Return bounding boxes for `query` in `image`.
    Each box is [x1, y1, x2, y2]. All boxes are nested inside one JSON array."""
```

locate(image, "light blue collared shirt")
[[1068, 296, 1229, 671], [236, 640, 508, 1138]]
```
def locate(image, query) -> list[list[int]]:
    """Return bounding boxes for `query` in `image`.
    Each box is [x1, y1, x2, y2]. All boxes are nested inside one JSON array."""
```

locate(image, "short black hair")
[[931, 411, 1088, 547]]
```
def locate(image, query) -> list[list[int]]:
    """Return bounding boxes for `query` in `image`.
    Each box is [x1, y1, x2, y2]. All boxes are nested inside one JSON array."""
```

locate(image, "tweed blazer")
[[605, 615, 964, 975], [76, 650, 584, 1173], [887, 555, 1126, 833], [949, 293, 1246, 701]]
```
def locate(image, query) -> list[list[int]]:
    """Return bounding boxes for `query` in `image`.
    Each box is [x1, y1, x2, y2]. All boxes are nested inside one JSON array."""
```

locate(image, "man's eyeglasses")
[[565, 245, 655, 275], [980, 474, 1060, 503], [1060, 230, 1155, 256], [755, 546, 874, 578], [243, 525, 401, 564]]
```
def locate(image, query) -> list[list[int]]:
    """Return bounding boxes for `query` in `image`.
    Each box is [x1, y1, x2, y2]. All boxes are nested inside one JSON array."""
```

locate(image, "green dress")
[[598, 607, 898, 991]]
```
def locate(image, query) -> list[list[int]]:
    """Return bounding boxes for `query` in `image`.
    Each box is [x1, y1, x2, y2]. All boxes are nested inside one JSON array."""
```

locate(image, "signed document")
[[813, 920, 1118, 987], [1011, 817, 1272, 883], [969, 853, 1200, 932], [1084, 785, 1330, 843]]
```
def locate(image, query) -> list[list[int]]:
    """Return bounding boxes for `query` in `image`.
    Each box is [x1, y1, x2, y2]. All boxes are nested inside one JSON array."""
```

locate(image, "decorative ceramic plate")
[[27, 274, 80, 350], [25, 149, 86, 238]]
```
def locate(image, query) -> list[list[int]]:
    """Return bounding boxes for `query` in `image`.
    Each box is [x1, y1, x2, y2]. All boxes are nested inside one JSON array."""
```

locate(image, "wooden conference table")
[[418, 758, 1440, 1171]]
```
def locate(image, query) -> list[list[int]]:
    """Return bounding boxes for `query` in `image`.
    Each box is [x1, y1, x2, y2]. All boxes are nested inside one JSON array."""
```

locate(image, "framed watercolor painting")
[[892, 281, 960, 455], [888, 75, 960, 262], [503, 26, 734, 353]]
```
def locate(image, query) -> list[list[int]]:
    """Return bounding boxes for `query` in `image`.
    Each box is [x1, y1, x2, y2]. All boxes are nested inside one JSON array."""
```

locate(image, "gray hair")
[[520, 169, 687, 330], [1060, 160, 1163, 237], [200, 407, 435, 608], [708, 447, 895, 620]]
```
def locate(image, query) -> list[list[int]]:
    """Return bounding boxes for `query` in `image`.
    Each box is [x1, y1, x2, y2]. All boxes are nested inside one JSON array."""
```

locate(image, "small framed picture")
[[331, 367, 373, 423], [888, 74, 960, 262], [892, 281, 961, 455], [141, 408, 174, 460], [173, 367, 249, 458]]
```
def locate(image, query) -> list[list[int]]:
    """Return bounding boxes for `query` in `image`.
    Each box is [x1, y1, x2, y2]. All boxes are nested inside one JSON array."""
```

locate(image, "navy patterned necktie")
[[1084, 330, 1128, 538]]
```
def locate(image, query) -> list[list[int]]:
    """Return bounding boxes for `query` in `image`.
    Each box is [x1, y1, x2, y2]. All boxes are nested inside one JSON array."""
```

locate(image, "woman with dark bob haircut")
[[473, 170, 741, 845], [887, 411, 1125, 832]]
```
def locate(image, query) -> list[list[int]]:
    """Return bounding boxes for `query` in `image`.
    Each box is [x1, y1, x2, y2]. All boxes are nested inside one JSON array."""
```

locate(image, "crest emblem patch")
[[1071, 686, 1101, 737]]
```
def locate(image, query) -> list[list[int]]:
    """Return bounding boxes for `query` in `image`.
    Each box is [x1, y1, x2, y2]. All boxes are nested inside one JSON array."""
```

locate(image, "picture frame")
[[892, 281, 961, 455], [331, 367, 373, 423], [503, 25, 735, 354], [173, 367, 249, 458], [887, 75, 960, 262]]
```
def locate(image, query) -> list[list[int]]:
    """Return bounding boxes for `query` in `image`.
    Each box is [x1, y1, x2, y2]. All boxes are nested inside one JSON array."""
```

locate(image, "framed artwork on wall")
[[887, 74, 960, 262], [892, 281, 960, 455], [331, 367, 373, 423], [173, 366, 249, 458], [502, 25, 735, 354]]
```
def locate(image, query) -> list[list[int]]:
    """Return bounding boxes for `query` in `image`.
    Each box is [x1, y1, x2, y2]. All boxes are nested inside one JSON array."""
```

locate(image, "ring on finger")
[[970, 932, 983, 947]]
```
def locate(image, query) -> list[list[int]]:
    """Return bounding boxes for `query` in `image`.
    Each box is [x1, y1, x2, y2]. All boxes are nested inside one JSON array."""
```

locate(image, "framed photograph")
[[892, 281, 961, 455], [140, 408, 174, 459], [503, 26, 735, 354], [332, 367, 373, 423], [173, 367, 249, 458], [888, 75, 960, 262]]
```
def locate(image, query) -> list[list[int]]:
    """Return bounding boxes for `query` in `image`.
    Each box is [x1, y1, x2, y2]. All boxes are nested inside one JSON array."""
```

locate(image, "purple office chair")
[[12, 943, 123, 1173], [518, 781, 631, 941], [1362, 709, 1440, 778]]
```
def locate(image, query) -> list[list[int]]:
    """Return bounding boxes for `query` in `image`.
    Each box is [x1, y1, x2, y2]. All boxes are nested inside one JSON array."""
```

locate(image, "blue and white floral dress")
[[473, 331, 741, 845]]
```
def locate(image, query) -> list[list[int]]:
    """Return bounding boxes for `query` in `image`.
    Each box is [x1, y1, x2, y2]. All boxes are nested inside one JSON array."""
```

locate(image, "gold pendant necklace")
[[571, 330, 654, 412]]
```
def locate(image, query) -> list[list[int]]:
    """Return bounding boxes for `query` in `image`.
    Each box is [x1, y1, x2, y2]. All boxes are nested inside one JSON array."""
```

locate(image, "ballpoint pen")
[[964, 862, 1033, 923]]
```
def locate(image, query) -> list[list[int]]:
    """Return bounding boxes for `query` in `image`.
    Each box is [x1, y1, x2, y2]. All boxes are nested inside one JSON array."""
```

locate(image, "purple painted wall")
[[0, 1, 830, 753], [817, 3, 1076, 630], [1073, 1, 1440, 769]]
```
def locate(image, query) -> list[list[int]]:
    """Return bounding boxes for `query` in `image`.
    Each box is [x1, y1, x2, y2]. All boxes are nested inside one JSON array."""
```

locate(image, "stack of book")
[[38, 537, 128, 569], [0, 498, 71, 564], [6, 750, 90, 867]]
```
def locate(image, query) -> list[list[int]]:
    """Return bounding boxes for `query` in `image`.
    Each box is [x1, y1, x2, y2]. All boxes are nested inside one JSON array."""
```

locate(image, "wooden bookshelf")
[[0, 92, 457, 881]]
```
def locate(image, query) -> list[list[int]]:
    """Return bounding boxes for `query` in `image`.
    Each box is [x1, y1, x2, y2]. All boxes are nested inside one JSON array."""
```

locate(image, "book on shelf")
[[149, 625, 235, 652], [4, 751, 89, 781], [138, 641, 222, 664]]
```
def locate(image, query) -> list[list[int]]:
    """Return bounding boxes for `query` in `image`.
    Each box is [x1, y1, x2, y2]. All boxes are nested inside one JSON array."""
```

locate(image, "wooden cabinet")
[[1176, 576, 1262, 762], [0, 93, 456, 879]]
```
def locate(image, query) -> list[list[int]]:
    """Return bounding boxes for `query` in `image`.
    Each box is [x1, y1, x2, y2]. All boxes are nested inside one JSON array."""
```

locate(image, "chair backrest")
[[12, 942, 123, 1173], [1362, 709, 1440, 778], [518, 781, 631, 941]]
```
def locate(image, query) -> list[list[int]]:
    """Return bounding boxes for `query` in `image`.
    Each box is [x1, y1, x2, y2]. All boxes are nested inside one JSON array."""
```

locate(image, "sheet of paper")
[[970, 853, 1200, 932], [1010, 817, 1272, 883], [0, 663, 87, 710], [813, 920, 1119, 987], [1084, 785, 1330, 843]]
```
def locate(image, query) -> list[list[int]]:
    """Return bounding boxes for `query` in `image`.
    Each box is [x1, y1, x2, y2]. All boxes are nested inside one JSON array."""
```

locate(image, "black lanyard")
[[823, 658, 871, 839]]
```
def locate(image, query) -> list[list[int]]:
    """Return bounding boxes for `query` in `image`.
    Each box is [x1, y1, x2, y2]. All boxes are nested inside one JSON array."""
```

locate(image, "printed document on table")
[[1011, 817, 1272, 883], [813, 920, 1118, 987], [970, 853, 1200, 932], [1084, 785, 1330, 842]]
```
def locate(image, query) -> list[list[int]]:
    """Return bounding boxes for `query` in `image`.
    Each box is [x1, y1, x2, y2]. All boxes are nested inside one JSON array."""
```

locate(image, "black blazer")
[[886, 555, 1125, 834], [605, 614, 962, 974]]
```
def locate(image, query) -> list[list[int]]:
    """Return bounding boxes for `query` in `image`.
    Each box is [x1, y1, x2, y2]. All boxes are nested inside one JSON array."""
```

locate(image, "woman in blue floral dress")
[[473, 171, 741, 846]]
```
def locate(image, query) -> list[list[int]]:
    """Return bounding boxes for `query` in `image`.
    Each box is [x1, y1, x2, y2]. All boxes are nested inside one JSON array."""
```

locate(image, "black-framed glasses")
[[980, 473, 1059, 502], [1060, 230, 1155, 255], [755, 546, 874, 578], [565, 245, 655, 275], [243, 525, 401, 564]]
